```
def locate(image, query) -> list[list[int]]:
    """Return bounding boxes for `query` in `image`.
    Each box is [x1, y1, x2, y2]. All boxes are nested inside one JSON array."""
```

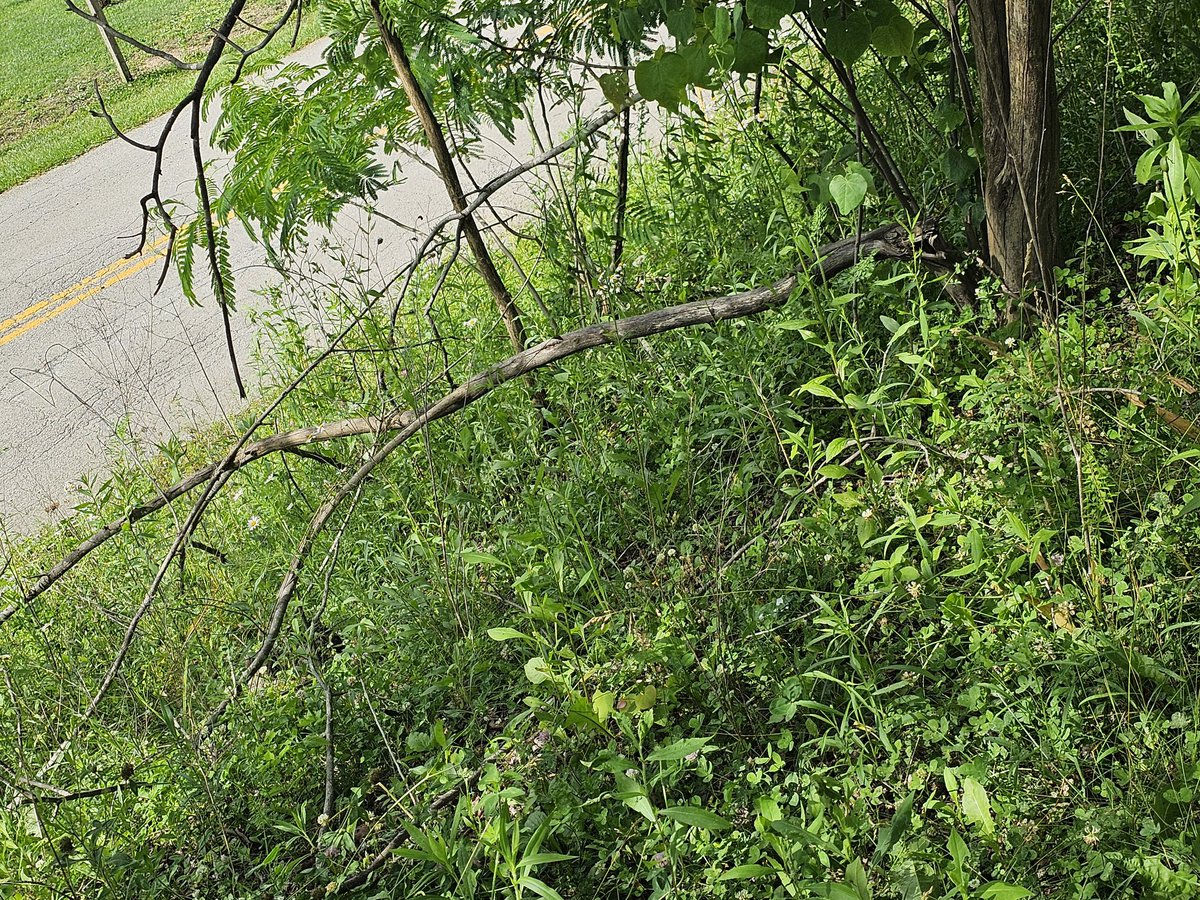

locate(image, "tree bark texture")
[[966, 0, 1060, 311]]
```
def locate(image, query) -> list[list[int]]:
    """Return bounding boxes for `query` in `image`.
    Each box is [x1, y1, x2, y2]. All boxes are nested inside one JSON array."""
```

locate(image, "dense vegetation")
[[3, 1, 1200, 898]]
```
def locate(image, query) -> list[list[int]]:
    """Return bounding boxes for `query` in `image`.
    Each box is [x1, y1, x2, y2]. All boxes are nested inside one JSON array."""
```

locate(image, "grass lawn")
[[0, 0, 320, 192]]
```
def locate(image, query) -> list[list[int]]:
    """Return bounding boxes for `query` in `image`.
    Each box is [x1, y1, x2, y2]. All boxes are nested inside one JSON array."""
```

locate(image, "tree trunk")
[[369, 0, 529, 354], [966, 0, 1060, 316]]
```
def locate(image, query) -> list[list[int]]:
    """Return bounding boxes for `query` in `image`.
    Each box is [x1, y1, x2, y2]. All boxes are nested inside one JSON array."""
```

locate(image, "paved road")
[[0, 40, 585, 532]]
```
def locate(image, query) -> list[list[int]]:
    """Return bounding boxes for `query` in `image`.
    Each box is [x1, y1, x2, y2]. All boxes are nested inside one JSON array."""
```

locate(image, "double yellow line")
[[0, 232, 173, 350]]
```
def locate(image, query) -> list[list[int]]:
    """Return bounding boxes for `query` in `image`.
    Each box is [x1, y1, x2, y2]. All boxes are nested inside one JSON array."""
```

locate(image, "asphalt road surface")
[[0, 40, 589, 532]]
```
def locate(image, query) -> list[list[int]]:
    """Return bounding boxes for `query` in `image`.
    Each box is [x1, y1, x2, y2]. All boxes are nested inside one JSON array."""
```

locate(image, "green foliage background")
[[3, 2, 1200, 899]]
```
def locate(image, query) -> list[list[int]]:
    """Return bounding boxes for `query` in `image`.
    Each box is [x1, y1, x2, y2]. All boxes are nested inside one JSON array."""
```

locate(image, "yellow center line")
[[0, 232, 173, 349], [0, 242, 171, 349]]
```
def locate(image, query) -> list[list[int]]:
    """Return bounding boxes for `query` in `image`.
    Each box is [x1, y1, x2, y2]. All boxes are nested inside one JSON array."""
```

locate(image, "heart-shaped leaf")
[[829, 172, 869, 215]]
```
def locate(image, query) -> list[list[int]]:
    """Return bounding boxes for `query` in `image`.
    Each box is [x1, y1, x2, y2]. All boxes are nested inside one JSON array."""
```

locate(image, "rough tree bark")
[[965, 0, 1060, 315], [369, 0, 530, 354]]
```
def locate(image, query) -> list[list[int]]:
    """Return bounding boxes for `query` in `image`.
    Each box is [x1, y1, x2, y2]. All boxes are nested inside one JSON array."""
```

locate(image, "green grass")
[[0, 0, 320, 192]]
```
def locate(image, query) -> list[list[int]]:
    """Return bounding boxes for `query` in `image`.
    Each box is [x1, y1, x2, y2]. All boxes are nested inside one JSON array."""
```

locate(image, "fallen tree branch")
[[198, 219, 935, 734], [0, 103, 631, 630], [0, 222, 934, 632]]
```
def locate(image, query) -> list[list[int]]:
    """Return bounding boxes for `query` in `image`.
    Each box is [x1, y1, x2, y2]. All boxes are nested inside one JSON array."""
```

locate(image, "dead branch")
[[198, 221, 935, 736], [0, 104, 628, 632], [66, 0, 202, 70], [370, 0, 530, 356], [0, 222, 935, 634]]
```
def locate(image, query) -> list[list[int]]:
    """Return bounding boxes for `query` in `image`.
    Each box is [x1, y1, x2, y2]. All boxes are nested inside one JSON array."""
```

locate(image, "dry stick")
[[610, 45, 633, 293], [35, 469, 235, 779], [66, 0, 202, 70], [369, 0, 529, 355], [331, 774, 477, 896], [0, 104, 626, 631], [198, 221, 938, 739], [306, 497, 356, 845]]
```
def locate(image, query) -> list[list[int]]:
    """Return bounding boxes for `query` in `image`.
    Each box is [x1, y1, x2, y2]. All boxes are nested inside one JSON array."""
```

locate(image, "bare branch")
[[66, 0, 202, 70], [0, 97, 654, 632], [197, 220, 935, 737], [89, 83, 157, 151]]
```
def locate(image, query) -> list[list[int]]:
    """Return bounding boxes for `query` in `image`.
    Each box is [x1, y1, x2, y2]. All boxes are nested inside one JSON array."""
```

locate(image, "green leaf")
[[829, 172, 869, 215], [719, 863, 776, 880], [680, 42, 717, 85], [961, 777, 995, 836], [713, 6, 732, 44], [666, 5, 696, 41], [598, 72, 632, 110], [815, 884, 862, 900], [524, 656, 552, 685], [631, 684, 657, 710], [817, 464, 852, 479], [519, 852, 575, 868], [732, 28, 769, 74], [948, 828, 968, 868], [661, 806, 732, 830], [592, 690, 617, 722], [487, 627, 531, 642], [874, 792, 915, 861], [746, 0, 794, 30], [980, 884, 1033, 900], [648, 735, 712, 761], [519, 875, 565, 900], [825, 14, 871, 64], [460, 550, 502, 565], [845, 858, 872, 900], [1136, 146, 1164, 183], [1179, 493, 1200, 517], [800, 378, 842, 401], [871, 16, 914, 56], [634, 52, 689, 107], [620, 792, 657, 823], [616, 7, 643, 41]]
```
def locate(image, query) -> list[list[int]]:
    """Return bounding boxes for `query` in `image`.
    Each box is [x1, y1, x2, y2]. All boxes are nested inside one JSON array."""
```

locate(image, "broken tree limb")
[[0, 221, 933, 634], [199, 220, 934, 733], [0, 103, 634, 630]]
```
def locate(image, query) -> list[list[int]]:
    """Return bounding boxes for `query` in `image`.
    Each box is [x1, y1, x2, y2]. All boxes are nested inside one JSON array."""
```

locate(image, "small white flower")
[[464, 318, 478, 329], [317, 813, 330, 827], [862, 508, 874, 519], [1004, 336, 1017, 349], [247, 515, 262, 531]]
